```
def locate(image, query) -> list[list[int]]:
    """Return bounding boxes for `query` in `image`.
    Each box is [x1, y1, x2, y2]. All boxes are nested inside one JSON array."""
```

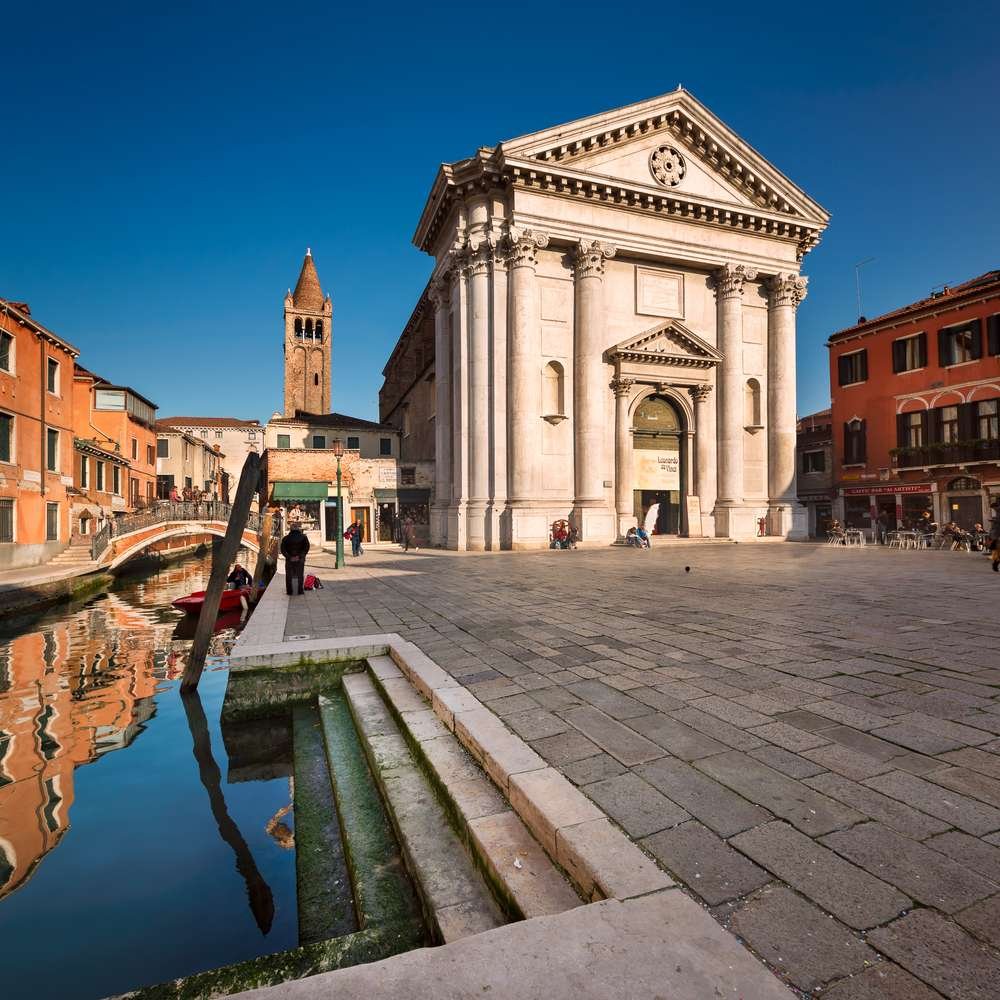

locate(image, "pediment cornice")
[[604, 320, 724, 370]]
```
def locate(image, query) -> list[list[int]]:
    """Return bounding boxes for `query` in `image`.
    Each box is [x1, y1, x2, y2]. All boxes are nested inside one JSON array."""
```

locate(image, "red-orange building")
[[828, 271, 1000, 532], [0, 300, 79, 569]]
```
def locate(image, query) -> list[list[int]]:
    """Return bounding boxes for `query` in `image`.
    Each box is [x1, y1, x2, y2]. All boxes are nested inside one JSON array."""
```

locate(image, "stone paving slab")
[[272, 543, 1000, 997]]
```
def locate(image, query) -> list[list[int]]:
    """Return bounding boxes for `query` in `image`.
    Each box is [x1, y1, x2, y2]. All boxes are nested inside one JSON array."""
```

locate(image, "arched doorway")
[[632, 394, 687, 535]]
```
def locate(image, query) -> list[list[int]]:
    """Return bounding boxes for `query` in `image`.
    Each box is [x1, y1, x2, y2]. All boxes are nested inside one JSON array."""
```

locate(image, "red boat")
[[172, 587, 262, 615]]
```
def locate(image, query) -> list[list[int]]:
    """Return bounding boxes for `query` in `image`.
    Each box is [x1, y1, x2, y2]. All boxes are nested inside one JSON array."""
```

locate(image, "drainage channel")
[[126, 659, 582, 998]]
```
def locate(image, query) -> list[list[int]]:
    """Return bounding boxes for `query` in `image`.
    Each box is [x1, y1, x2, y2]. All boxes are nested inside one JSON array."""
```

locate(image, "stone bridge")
[[90, 502, 276, 570]]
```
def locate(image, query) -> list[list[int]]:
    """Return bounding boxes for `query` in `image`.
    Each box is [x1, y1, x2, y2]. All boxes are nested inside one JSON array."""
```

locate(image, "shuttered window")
[[0, 499, 13, 543], [0, 332, 12, 373], [978, 400, 999, 440], [988, 315, 1000, 356], [844, 419, 867, 463], [940, 406, 959, 443], [938, 320, 983, 366], [46, 429, 58, 472], [0, 412, 11, 463], [892, 333, 927, 373], [45, 502, 58, 542], [838, 350, 868, 386]]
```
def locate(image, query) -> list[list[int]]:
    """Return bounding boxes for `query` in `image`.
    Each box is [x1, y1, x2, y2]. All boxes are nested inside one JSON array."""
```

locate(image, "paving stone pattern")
[[288, 543, 1000, 997]]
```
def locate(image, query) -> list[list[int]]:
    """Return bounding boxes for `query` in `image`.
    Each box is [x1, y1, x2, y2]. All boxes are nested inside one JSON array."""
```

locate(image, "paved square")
[[288, 541, 1000, 998]]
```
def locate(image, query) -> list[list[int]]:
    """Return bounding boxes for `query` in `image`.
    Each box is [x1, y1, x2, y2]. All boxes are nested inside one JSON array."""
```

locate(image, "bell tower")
[[283, 248, 332, 416]]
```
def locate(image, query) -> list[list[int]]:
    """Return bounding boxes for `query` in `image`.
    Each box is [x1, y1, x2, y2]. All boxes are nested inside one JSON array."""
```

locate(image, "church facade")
[[379, 89, 829, 549]]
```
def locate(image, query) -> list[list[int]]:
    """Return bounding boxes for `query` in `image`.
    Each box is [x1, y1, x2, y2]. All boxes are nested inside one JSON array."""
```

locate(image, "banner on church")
[[634, 447, 680, 490]]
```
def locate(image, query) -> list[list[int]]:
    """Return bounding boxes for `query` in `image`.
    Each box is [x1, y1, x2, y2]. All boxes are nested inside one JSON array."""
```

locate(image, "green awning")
[[374, 489, 398, 500], [271, 482, 329, 500]]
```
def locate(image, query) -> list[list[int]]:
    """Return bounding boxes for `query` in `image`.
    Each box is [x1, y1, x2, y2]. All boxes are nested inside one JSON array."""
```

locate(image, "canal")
[[0, 554, 299, 1000]]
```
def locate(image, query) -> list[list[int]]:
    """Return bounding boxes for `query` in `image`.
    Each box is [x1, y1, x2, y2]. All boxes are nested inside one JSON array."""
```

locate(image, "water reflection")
[[0, 558, 243, 902]]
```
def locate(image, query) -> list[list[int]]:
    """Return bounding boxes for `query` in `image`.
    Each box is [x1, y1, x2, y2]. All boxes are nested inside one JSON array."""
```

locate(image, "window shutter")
[[969, 319, 983, 360], [958, 402, 977, 441], [859, 419, 867, 461], [938, 328, 950, 366], [896, 413, 907, 447], [892, 340, 904, 373], [859, 350, 869, 381], [843, 422, 852, 461], [926, 408, 942, 444], [988, 315, 1000, 356], [917, 332, 928, 368], [838, 355, 850, 386]]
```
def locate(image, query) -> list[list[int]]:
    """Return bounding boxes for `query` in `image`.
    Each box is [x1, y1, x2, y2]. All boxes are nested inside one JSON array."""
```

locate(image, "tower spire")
[[292, 248, 324, 310]]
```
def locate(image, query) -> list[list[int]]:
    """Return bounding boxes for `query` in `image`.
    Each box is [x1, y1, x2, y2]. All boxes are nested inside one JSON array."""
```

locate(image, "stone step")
[[367, 655, 583, 920], [341, 670, 507, 943]]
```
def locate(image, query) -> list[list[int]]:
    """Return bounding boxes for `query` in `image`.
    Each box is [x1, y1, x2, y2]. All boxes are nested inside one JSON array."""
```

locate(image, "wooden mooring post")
[[181, 452, 261, 692]]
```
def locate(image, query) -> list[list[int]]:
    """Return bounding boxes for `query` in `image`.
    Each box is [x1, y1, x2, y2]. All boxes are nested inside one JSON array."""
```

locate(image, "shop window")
[[745, 379, 762, 426], [801, 450, 825, 474], [0, 411, 12, 463], [948, 476, 981, 491], [46, 428, 59, 472], [844, 496, 870, 530], [988, 315, 1000, 356], [0, 331, 12, 373], [45, 502, 59, 541], [938, 320, 982, 366], [838, 350, 867, 386], [347, 436, 360, 450], [542, 361, 565, 416], [46, 357, 59, 394], [276, 434, 290, 449], [844, 419, 866, 464], [379, 437, 392, 456], [401, 466, 416, 485], [0, 499, 13, 543], [892, 332, 927, 373], [978, 400, 999, 440]]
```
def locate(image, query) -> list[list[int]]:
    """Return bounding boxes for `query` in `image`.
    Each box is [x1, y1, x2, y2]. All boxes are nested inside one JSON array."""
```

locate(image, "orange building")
[[828, 271, 1000, 532], [0, 299, 79, 569], [72, 365, 158, 513]]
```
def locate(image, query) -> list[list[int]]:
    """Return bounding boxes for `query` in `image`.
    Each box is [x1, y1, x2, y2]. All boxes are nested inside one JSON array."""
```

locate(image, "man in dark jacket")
[[280, 523, 310, 596]]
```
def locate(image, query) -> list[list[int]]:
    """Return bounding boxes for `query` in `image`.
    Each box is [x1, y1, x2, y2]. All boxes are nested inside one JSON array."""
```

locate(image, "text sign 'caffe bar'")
[[379, 88, 829, 549]]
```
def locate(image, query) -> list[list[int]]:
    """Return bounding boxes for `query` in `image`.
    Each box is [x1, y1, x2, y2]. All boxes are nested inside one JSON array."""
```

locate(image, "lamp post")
[[332, 439, 345, 569]]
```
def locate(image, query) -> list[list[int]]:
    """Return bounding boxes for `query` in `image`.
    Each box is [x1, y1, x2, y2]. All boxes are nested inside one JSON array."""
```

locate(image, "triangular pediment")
[[605, 321, 723, 369], [500, 88, 828, 225]]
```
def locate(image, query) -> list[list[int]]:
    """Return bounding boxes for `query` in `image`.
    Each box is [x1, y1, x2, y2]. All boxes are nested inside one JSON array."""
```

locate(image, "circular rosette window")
[[649, 145, 686, 187]]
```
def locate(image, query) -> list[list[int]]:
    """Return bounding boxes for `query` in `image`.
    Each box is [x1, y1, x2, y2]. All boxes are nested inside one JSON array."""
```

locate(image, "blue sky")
[[3, 2, 998, 423]]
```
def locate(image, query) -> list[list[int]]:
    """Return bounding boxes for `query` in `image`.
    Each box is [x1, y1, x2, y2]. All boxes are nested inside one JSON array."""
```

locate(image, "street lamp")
[[332, 439, 345, 569]]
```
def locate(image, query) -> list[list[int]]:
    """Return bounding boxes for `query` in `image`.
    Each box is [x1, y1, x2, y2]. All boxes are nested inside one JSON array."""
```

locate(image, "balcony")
[[892, 439, 1000, 469]]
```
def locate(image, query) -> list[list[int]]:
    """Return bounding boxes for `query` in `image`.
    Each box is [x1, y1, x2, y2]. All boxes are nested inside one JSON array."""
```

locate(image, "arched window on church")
[[745, 379, 762, 426], [542, 361, 565, 417], [305, 319, 313, 339], [294, 318, 303, 338], [315, 320, 323, 342]]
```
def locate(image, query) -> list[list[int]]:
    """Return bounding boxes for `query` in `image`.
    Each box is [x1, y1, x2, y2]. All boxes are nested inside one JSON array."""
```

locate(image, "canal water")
[[0, 555, 299, 1000]]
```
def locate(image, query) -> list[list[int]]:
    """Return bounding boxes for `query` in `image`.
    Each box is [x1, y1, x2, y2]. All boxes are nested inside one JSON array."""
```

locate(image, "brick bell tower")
[[283, 248, 332, 416]]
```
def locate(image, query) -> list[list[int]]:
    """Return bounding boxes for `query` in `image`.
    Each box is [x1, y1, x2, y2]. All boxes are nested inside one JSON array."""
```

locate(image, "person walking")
[[402, 516, 416, 552], [346, 520, 363, 557], [280, 522, 310, 596]]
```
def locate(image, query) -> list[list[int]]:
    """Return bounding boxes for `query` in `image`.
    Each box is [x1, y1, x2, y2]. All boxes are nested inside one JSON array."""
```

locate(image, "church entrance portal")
[[632, 395, 687, 536]]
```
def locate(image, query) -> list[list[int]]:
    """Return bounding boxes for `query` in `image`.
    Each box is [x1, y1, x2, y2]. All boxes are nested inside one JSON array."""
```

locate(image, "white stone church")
[[378, 88, 829, 549]]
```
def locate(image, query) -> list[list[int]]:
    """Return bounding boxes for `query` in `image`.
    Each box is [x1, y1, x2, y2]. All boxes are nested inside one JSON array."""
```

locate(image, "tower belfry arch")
[[283, 248, 332, 416]]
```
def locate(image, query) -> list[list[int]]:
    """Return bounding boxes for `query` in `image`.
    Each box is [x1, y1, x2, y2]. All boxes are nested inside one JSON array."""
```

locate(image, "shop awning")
[[271, 481, 329, 500], [374, 489, 398, 500]]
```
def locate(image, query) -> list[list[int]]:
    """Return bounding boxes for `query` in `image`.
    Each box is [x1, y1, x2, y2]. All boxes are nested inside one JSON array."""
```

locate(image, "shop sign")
[[842, 484, 932, 497]]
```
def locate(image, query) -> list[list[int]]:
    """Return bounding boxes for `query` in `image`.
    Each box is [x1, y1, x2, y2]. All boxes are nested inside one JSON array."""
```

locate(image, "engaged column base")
[[713, 502, 769, 540], [571, 504, 616, 546], [767, 502, 808, 540]]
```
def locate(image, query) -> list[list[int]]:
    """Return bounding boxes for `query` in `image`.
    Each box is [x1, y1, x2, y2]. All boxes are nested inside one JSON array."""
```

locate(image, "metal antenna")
[[855, 257, 875, 321]]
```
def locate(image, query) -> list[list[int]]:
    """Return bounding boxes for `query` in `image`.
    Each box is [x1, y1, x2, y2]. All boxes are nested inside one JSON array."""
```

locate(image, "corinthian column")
[[429, 277, 452, 546], [767, 272, 808, 538], [611, 376, 635, 536], [710, 263, 756, 536], [688, 384, 715, 535], [572, 239, 616, 541], [466, 240, 492, 549], [507, 229, 548, 504]]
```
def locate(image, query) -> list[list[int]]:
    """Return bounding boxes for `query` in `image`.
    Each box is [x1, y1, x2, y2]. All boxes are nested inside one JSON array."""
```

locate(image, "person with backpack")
[[345, 520, 363, 557], [280, 522, 310, 595]]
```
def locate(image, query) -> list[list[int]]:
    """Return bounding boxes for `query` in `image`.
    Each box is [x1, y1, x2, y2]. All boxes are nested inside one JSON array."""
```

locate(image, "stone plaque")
[[686, 496, 703, 536], [635, 267, 684, 319]]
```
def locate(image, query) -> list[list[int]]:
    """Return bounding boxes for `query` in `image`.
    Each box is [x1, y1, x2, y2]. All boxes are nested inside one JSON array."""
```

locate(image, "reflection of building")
[[0, 299, 79, 568], [156, 417, 262, 499], [796, 408, 833, 538], [829, 271, 1000, 532], [378, 89, 829, 548], [154, 424, 225, 500]]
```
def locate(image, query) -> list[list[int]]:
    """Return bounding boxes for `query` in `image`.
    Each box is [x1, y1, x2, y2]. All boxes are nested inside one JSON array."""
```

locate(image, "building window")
[[379, 437, 392, 456], [80, 455, 89, 488], [146, 444, 155, 465], [940, 405, 960, 444], [46, 357, 59, 394], [96, 461, 105, 492], [306, 319, 313, 338], [113, 465, 121, 496], [892, 333, 927, 373], [315, 320, 324, 342], [0, 331, 12, 373], [248, 428, 258, 439], [147, 481, 154, 502], [543, 361, 565, 416], [401, 466, 416, 485], [276, 434, 290, 449], [157, 439, 169, 458], [347, 436, 359, 450], [898, 411, 924, 448], [978, 399, 999, 441], [838, 350, 868, 386], [311, 435, 326, 449], [988, 315, 1000, 357], [801, 450, 825, 474], [130, 477, 139, 506], [215, 430, 223, 439], [0, 411, 11, 464], [844, 419, 866, 464], [938, 320, 982, 366], [0, 499, 13, 543], [131, 438, 138, 460], [294, 318, 303, 338], [46, 502, 59, 542], [46, 428, 59, 471]]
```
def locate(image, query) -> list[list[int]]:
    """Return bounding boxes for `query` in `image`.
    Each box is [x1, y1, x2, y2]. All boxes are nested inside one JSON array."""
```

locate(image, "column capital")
[[767, 272, 809, 309], [466, 239, 493, 277], [688, 384, 713, 402], [428, 276, 451, 308], [609, 376, 634, 398], [710, 263, 758, 300], [505, 228, 549, 269], [573, 239, 616, 279]]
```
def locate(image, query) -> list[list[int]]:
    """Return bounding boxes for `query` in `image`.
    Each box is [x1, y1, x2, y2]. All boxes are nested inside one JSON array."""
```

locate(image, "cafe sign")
[[842, 484, 932, 497]]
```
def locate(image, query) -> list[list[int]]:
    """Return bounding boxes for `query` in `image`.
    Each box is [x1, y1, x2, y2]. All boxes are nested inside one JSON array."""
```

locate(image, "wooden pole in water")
[[182, 451, 260, 691]]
